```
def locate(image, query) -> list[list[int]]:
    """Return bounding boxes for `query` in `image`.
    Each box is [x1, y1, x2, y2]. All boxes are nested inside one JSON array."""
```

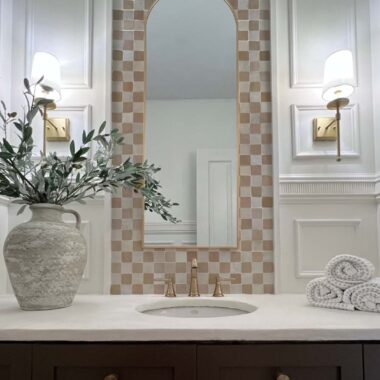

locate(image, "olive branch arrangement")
[[0, 78, 179, 222]]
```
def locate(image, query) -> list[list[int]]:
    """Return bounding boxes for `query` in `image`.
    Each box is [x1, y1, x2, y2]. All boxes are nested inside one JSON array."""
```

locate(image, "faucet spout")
[[188, 258, 200, 297]]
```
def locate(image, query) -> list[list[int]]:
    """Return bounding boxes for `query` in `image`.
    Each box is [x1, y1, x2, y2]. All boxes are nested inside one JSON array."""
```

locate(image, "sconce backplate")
[[46, 118, 70, 141], [313, 117, 337, 141]]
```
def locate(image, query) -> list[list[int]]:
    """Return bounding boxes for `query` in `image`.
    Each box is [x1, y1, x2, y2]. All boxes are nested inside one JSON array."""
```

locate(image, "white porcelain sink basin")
[[136, 298, 257, 318]]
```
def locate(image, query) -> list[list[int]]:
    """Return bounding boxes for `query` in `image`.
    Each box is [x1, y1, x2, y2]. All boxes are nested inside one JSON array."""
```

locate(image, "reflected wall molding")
[[288, 0, 358, 88], [144, 221, 197, 246], [25, 0, 93, 89]]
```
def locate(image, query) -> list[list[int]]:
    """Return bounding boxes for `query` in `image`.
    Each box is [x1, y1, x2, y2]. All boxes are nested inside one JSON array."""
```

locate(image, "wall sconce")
[[31, 52, 68, 154], [322, 49, 355, 162]]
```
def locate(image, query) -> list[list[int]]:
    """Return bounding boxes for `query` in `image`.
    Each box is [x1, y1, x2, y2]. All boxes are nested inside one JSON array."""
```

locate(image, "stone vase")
[[3, 204, 87, 311]]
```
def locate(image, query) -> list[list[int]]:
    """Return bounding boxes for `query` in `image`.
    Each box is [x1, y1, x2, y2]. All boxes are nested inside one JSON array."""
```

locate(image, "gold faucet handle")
[[191, 258, 198, 268], [154, 275, 176, 297], [212, 275, 233, 297]]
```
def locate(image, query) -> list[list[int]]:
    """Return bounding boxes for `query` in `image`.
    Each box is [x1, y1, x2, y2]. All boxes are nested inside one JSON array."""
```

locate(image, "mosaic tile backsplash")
[[111, 0, 273, 295]]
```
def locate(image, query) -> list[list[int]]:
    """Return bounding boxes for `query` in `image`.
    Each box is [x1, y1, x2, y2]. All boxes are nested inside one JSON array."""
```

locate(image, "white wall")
[[0, 0, 112, 294], [144, 99, 236, 245], [370, 0, 380, 268], [0, 0, 13, 119], [370, 0, 380, 175], [272, 0, 380, 292]]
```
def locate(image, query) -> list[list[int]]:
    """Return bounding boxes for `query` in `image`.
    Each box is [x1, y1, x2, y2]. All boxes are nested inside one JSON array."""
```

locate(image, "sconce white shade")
[[322, 50, 355, 102], [31, 52, 62, 102]]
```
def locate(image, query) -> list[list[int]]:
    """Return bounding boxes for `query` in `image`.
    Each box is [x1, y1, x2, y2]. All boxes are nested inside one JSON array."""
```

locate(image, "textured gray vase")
[[3, 204, 87, 311]]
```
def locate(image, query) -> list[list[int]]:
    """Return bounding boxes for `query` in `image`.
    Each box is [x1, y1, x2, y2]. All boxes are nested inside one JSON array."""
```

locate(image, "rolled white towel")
[[306, 277, 355, 311], [325, 254, 375, 290], [343, 278, 380, 313]]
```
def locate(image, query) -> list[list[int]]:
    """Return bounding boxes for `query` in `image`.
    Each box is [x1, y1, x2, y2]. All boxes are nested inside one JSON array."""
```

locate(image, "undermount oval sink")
[[136, 298, 257, 318]]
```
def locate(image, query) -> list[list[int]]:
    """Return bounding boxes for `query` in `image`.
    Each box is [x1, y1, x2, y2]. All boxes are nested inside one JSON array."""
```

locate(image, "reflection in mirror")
[[144, 0, 237, 248]]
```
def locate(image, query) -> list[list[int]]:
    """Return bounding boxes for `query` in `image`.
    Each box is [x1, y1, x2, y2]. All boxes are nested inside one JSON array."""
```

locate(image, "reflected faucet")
[[188, 258, 200, 297]]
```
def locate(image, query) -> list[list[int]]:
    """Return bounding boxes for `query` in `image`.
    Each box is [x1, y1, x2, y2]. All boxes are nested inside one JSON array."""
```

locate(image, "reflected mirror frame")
[[142, 0, 241, 249]]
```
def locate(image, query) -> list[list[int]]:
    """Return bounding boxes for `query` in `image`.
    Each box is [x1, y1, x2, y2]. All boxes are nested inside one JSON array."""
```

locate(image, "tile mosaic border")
[[111, 0, 273, 295]]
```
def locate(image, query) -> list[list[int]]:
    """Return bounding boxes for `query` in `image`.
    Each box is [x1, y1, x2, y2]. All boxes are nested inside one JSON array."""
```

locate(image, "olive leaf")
[[0, 78, 180, 223]]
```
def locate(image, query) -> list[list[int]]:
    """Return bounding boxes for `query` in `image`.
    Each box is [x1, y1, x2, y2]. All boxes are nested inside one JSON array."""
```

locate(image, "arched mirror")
[[144, 0, 238, 248]]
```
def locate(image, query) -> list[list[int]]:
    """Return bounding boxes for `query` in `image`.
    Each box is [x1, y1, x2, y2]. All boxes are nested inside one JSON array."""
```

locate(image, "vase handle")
[[63, 208, 81, 230]]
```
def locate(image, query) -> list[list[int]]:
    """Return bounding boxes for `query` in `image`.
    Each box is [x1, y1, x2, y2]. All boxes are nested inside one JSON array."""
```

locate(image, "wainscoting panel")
[[289, 0, 357, 88], [26, 0, 93, 88], [291, 104, 360, 158], [294, 218, 362, 278], [278, 201, 378, 293]]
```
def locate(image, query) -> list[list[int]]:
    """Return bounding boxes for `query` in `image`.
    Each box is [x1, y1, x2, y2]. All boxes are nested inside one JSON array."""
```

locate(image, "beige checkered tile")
[[111, 0, 273, 295]]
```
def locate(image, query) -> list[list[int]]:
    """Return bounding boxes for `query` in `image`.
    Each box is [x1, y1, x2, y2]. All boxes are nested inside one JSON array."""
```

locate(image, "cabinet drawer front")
[[0, 344, 32, 380], [364, 344, 380, 380], [198, 344, 363, 380], [33, 344, 196, 380]]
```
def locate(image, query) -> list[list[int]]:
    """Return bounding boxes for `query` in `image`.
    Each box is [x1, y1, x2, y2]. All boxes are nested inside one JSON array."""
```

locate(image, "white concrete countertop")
[[0, 294, 379, 342]]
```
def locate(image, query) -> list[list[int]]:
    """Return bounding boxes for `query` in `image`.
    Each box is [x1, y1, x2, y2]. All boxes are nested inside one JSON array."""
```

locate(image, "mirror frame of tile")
[[111, 0, 273, 295]]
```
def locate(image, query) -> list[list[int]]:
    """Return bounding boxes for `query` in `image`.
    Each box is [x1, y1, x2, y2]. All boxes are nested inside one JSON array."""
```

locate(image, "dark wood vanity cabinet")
[[33, 344, 196, 380], [3, 342, 380, 380], [198, 344, 364, 380], [0, 344, 31, 380], [363, 344, 380, 380]]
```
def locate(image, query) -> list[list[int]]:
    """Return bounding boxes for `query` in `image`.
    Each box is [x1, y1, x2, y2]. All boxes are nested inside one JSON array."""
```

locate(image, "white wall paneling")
[[144, 222, 196, 246], [280, 174, 377, 198], [0, 0, 13, 119], [278, 202, 378, 293], [289, 0, 358, 88], [295, 219, 362, 278], [0, 0, 112, 294], [271, 0, 379, 292], [273, 0, 375, 176], [291, 104, 360, 158], [26, 0, 93, 88]]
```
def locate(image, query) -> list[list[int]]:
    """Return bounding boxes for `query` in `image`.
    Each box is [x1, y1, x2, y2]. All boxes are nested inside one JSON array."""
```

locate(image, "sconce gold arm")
[[41, 101, 57, 155], [327, 97, 349, 162]]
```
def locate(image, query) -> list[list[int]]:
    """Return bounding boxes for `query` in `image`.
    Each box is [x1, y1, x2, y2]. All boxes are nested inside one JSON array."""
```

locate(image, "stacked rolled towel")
[[306, 277, 354, 311], [325, 254, 375, 289], [306, 254, 379, 313], [343, 278, 380, 313]]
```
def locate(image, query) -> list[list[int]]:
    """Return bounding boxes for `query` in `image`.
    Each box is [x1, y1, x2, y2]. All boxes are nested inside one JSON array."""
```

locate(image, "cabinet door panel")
[[198, 344, 363, 380], [0, 344, 32, 380], [364, 344, 380, 380], [56, 367, 173, 380], [220, 367, 339, 380], [33, 344, 196, 380]]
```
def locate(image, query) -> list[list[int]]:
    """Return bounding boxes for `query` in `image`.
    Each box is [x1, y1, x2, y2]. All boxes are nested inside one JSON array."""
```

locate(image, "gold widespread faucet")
[[157, 259, 233, 297], [188, 258, 200, 297]]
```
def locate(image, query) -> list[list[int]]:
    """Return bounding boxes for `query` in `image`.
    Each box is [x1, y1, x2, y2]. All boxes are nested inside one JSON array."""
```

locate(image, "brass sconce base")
[[46, 118, 70, 141], [313, 117, 337, 141]]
